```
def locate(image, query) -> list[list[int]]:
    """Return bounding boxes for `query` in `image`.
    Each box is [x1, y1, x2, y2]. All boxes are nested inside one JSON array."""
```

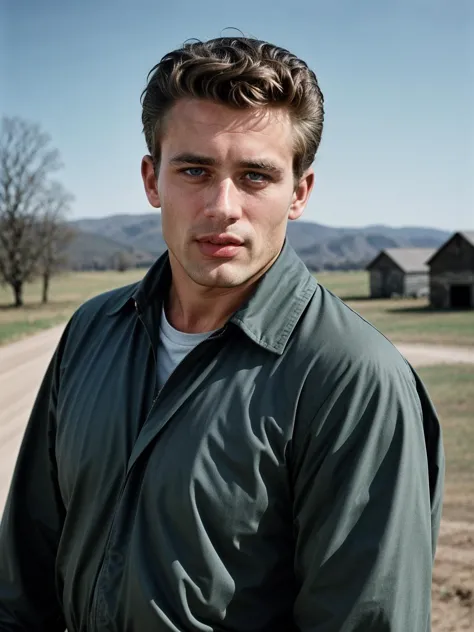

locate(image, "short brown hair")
[[141, 37, 324, 179]]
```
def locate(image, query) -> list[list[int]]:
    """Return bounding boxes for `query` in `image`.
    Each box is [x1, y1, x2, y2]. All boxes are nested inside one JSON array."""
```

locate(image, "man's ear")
[[289, 168, 315, 220], [141, 155, 161, 208]]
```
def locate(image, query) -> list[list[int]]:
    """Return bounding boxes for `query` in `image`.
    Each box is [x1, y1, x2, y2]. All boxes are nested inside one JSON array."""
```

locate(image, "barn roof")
[[366, 248, 435, 273], [460, 230, 474, 247], [426, 230, 474, 265]]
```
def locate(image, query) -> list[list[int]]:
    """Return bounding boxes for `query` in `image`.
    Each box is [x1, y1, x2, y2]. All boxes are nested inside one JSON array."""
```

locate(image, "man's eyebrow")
[[238, 159, 283, 174], [169, 154, 283, 174], [170, 153, 217, 166]]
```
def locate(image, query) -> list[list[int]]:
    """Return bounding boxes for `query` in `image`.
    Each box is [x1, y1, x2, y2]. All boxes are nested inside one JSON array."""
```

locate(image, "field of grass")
[[0, 270, 145, 345], [317, 271, 474, 346], [418, 364, 474, 523], [1, 269, 473, 346], [421, 364, 474, 632], [316, 270, 371, 298]]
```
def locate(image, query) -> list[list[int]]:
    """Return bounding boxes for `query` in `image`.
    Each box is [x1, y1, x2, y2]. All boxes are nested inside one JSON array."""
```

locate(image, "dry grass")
[[417, 365, 474, 631], [318, 271, 474, 346], [0, 270, 145, 345], [417, 364, 474, 522]]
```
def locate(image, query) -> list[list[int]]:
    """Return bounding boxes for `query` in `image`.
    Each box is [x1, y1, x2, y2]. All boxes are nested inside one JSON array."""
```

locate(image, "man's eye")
[[184, 168, 205, 177], [246, 172, 268, 182]]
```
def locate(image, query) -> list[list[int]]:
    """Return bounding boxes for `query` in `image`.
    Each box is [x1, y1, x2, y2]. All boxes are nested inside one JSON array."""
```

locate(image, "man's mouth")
[[195, 234, 245, 258], [196, 234, 244, 246]]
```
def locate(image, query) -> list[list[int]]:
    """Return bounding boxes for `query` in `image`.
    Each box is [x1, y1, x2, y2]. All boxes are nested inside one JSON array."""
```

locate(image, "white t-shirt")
[[157, 307, 218, 389]]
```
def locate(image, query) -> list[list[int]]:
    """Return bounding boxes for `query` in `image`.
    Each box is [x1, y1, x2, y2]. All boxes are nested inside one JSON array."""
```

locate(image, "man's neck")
[[165, 280, 254, 334], [164, 247, 284, 333]]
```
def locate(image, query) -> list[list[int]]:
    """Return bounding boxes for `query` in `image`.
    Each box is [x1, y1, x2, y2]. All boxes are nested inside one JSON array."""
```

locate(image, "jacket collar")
[[107, 240, 317, 356], [230, 240, 317, 355], [106, 253, 171, 317]]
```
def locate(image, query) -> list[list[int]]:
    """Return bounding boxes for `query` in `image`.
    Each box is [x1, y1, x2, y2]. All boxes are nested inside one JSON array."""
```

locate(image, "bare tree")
[[0, 117, 62, 306], [36, 182, 76, 304], [112, 250, 133, 272]]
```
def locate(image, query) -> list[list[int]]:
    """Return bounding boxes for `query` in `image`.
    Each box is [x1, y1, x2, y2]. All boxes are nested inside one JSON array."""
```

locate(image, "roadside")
[[396, 343, 474, 367], [0, 324, 66, 508], [432, 520, 474, 631]]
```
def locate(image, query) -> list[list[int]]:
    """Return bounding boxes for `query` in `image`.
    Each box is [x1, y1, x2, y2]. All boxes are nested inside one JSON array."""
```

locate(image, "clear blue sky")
[[2, 0, 473, 230]]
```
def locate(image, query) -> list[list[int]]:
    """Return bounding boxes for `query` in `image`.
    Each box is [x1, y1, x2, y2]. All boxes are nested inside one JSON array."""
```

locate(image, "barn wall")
[[404, 273, 429, 297], [369, 254, 404, 297], [429, 236, 474, 308], [430, 272, 474, 308], [369, 270, 384, 297]]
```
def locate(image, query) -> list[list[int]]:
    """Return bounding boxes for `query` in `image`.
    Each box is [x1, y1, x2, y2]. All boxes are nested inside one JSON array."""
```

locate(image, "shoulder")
[[291, 282, 420, 426], [288, 283, 433, 466], [78, 281, 138, 316], [299, 282, 412, 378], [60, 281, 139, 359], [73, 281, 138, 325]]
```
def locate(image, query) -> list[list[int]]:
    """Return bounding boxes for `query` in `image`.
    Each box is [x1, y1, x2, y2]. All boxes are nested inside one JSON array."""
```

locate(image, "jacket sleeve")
[[291, 357, 444, 631], [0, 326, 70, 632]]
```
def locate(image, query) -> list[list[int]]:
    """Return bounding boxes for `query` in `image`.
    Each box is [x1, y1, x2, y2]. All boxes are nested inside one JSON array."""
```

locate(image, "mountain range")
[[68, 213, 451, 271]]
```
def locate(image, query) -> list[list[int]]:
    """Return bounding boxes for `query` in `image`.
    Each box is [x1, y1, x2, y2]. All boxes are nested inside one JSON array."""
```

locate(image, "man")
[[0, 37, 444, 631]]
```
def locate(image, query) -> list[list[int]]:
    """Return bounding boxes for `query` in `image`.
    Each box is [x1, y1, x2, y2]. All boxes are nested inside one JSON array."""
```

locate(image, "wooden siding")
[[369, 253, 429, 298], [429, 234, 474, 308], [404, 273, 429, 297], [369, 253, 404, 297]]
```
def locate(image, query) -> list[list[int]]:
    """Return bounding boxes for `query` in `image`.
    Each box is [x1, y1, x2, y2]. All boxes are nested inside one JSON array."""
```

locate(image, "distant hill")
[[68, 213, 451, 271], [67, 229, 155, 270]]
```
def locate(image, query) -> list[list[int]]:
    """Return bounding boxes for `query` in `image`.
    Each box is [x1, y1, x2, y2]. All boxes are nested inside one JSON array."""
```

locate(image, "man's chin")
[[189, 262, 251, 289], [192, 274, 248, 290]]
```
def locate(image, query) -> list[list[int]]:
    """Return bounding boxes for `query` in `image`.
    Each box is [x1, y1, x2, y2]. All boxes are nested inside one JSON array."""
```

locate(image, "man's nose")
[[203, 178, 242, 221]]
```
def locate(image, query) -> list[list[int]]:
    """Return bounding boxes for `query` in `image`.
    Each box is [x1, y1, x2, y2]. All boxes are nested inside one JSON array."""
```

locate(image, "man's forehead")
[[162, 99, 294, 164], [166, 98, 292, 135]]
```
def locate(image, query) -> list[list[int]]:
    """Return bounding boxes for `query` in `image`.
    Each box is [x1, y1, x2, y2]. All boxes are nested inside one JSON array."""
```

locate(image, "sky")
[[1, 0, 473, 230]]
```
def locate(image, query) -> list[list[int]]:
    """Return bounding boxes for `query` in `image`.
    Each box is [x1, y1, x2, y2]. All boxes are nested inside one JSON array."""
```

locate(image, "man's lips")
[[196, 234, 244, 246], [195, 234, 245, 258]]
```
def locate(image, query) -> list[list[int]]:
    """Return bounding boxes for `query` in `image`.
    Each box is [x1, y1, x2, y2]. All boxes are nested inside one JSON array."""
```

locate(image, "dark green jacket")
[[0, 241, 444, 632]]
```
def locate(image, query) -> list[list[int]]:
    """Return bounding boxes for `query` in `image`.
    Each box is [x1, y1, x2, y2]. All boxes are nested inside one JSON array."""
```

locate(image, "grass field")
[[418, 364, 474, 631], [0, 270, 145, 345], [417, 364, 474, 523], [1, 269, 473, 346], [317, 271, 474, 346]]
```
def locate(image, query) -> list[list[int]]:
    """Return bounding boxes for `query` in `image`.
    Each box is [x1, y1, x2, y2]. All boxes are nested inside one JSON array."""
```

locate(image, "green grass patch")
[[315, 270, 370, 299], [417, 364, 474, 522], [0, 317, 69, 345], [0, 270, 145, 345], [317, 271, 474, 346]]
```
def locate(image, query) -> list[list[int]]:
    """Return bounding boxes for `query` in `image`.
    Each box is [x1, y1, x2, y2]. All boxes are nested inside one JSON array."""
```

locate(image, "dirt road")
[[396, 343, 474, 367], [0, 325, 473, 629], [0, 324, 65, 509]]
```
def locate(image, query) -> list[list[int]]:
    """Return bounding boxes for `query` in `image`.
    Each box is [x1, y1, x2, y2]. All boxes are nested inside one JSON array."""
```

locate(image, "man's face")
[[142, 98, 314, 290]]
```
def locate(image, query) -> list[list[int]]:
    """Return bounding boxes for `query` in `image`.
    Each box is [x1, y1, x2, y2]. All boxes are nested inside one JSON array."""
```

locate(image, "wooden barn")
[[427, 231, 474, 309], [366, 248, 435, 299]]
